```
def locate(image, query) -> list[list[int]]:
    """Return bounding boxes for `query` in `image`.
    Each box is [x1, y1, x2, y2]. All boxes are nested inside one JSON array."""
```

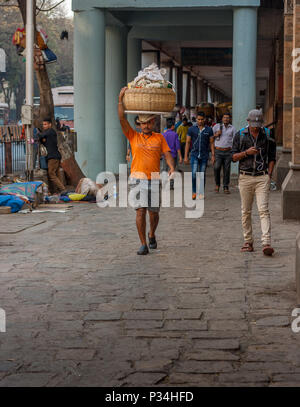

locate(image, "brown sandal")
[[241, 242, 254, 252], [263, 245, 274, 256]]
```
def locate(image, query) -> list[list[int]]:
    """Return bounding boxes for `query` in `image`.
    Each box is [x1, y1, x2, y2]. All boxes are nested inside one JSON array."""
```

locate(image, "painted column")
[[202, 82, 208, 102], [74, 9, 105, 180], [127, 36, 142, 84], [282, 0, 300, 220], [105, 25, 128, 173], [197, 79, 201, 104], [297, 231, 300, 304], [127, 36, 142, 128], [186, 73, 191, 108], [232, 7, 258, 131], [177, 67, 183, 107], [276, 1, 293, 188]]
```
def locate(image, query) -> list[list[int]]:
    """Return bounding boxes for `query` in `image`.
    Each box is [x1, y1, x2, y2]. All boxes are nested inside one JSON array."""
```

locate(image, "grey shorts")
[[129, 178, 161, 212]]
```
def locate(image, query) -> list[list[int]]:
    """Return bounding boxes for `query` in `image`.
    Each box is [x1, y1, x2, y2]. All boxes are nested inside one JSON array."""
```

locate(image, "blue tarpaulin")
[[0, 195, 24, 213]]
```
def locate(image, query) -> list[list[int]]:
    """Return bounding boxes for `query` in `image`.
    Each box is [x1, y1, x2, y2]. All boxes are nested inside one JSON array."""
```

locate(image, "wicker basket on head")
[[216, 102, 232, 121], [123, 88, 176, 112], [196, 102, 215, 118]]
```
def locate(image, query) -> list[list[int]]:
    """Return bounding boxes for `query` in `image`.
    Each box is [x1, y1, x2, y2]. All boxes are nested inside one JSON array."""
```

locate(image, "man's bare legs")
[[148, 210, 159, 239], [135, 208, 159, 254], [136, 208, 147, 246]]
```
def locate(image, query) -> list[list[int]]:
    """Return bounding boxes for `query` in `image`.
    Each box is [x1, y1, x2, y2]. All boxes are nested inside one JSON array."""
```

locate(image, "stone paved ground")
[[0, 167, 300, 387]]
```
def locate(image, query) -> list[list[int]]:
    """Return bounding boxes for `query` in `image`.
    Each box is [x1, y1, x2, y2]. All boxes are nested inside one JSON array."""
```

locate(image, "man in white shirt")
[[212, 113, 236, 194]]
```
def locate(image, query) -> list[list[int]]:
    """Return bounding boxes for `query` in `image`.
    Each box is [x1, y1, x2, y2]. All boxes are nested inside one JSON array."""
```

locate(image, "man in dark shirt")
[[184, 112, 214, 199], [39, 118, 65, 194], [232, 109, 276, 256]]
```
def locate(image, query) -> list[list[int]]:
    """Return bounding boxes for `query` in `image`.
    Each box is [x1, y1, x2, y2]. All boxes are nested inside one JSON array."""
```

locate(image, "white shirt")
[[213, 123, 236, 149]]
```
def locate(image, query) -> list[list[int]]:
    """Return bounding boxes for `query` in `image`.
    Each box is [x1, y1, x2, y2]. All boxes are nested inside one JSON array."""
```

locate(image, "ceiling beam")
[[111, 10, 233, 27]]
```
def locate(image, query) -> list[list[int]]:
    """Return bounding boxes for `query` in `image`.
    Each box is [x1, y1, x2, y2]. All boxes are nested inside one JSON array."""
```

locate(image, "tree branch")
[[36, 0, 65, 12], [36, 0, 45, 15], [0, 4, 19, 7]]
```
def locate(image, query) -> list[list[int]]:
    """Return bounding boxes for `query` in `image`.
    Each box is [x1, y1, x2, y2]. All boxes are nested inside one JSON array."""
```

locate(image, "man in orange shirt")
[[119, 87, 175, 255]]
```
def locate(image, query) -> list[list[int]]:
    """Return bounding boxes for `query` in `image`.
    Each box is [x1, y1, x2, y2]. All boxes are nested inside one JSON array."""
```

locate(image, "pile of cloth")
[[128, 63, 174, 90], [0, 181, 43, 213]]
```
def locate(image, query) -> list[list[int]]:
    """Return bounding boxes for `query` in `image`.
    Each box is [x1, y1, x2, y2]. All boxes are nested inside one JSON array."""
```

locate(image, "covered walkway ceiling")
[[129, 6, 283, 105], [73, 1, 284, 105]]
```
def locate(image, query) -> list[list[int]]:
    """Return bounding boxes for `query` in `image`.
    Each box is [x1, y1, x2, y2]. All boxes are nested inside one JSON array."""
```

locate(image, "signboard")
[[181, 48, 232, 67], [0, 49, 6, 73]]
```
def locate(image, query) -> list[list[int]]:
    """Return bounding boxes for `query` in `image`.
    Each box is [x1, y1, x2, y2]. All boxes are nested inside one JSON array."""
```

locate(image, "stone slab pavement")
[[0, 167, 299, 387]]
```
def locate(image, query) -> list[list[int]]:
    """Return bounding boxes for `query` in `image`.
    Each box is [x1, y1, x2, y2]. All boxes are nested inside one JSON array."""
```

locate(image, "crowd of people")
[[119, 87, 276, 257]]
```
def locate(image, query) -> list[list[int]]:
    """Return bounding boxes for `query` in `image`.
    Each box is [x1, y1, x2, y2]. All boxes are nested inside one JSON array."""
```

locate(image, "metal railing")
[[0, 125, 26, 176], [0, 125, 78, 177]]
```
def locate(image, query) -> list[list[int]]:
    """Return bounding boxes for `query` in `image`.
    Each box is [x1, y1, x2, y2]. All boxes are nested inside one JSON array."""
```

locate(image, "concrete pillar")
[[105, 25, 128, 174], [186, 73, 191, 108], [282, 0, 300, 220], [203, 82, 208, 102], [196, 79, 201, 104], [177, 67, 183, 107], [74, 9, 105, 180], [276, 3, 293, 188], [127, 36, 142, 129], [232, 7, 258, 131], [207, 87, 212, 103], [296, 232, 300, 305], [127, 37, 141, 84]]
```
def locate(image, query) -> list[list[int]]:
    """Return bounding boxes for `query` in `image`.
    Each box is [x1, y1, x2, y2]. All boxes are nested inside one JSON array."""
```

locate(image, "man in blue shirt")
[[184, 112, 215, 199]]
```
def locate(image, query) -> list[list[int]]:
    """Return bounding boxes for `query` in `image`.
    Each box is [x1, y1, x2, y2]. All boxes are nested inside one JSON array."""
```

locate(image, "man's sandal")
[[263, 245, 274, 256], [148, 233, 157, 250], [241, 242, 254, 252], [137, 245, 149, 255]]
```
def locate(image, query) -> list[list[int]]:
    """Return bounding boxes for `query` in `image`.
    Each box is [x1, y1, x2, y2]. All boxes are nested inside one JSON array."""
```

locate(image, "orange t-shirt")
[[125, 127, 170, 180]]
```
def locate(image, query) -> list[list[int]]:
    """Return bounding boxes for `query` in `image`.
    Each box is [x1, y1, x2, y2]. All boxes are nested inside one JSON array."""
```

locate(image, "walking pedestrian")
[[176, 117, 189, 159], [184, 112, 214, 200], [212, 112, 236, 194], [39, 118, 66, 195], [118, 87, 175, 255], [162, 118, 182, 188], [232, 109, 276, 256]]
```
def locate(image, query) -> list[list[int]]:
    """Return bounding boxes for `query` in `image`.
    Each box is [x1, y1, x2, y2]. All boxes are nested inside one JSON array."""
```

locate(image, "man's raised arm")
[[118, 87, 132, 136]]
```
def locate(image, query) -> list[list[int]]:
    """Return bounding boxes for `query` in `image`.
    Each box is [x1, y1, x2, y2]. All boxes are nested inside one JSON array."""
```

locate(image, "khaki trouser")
[[239, 173, 271, 246], [48, 159, 65, 193]]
